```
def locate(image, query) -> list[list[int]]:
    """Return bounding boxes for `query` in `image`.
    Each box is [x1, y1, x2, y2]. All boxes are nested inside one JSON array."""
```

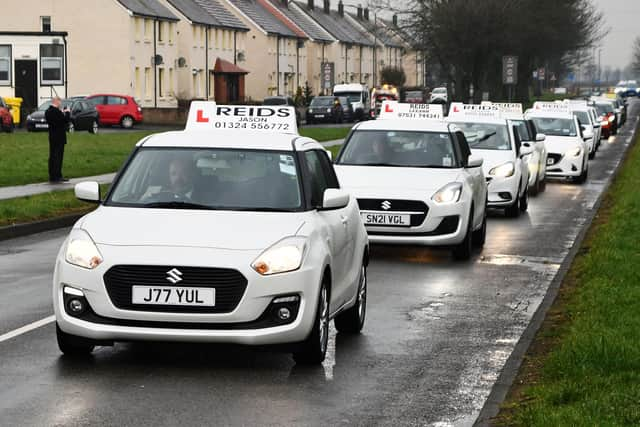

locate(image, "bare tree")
[[632, 37, 640, 76]]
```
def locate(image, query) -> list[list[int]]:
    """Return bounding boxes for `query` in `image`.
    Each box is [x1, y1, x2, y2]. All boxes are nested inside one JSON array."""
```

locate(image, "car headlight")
[[432, 182, 463, 204], [252, 236, 307, 276], [489, 161, 515, 177], [566, 147, 582, 157], [608, 116, 615, 122], [26, 114, 31, 121], [65, 229, 103, 269], [326, 108, 332, 113]]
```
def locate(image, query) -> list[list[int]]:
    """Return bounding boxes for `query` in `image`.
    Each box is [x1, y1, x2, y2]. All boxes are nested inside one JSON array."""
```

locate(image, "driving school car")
[[525, 102, 589, 184], [334, 101, 488, 260], [54, 102, 369, 364], [448, 103, 532, 218]]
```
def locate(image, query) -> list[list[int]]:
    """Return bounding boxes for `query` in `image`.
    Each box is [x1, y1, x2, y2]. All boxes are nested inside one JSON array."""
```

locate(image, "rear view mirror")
[[75, 181, 100, 203], [321, 189, 349, 210]]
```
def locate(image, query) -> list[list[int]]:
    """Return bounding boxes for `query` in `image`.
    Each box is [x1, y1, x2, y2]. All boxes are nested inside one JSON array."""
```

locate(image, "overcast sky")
[[343, 0, 639, 69]]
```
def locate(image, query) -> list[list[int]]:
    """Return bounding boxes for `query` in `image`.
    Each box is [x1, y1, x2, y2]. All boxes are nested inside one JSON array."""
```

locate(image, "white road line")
[[0, 316, 55, 344]]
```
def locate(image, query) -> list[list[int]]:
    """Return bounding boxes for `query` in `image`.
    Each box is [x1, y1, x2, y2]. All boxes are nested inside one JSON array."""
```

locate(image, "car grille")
[[103, 265, 248, 313], [357, 199, 428, 227], [547, 153, 563, 166]]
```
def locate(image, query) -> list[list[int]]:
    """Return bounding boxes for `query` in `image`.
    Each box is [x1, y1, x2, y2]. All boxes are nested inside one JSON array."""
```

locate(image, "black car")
[[26, 99, 100, 133], [337, 96, 355, 122], [306, 96, 343, 124], [262, 96, 301, 126]]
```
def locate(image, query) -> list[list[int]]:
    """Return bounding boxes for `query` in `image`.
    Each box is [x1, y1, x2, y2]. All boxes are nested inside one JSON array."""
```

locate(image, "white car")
[[429, 87, 448, 103], [567, 101, 601, 159], [53, 103, 369, 364], [334, 102, 487, 260], [525, 102, 589, 184], [448, 103, 532, 218]]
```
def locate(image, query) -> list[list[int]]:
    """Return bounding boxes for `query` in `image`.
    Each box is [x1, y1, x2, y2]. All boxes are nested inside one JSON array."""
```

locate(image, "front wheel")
[[472, 208, 487, 248], [293, 280, 329, 365], [120, 115, 134, 129], [67, 122, 75, 133], [505, 191, 521, 218], [453, 211, 473, 260], [89, 120, 99, 134], [335, 261, 367, 334], [519, 187, 529, 212], [56, 323, 95, 356], [573, 165, 588, 184]]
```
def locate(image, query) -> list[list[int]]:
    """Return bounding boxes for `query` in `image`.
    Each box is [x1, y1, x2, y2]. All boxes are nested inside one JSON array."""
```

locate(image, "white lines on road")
[[0, 315, 55, 344]]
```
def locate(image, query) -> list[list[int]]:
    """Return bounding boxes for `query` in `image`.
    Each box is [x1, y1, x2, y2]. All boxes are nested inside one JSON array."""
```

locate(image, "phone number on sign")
[[213, 122, 291, 130]]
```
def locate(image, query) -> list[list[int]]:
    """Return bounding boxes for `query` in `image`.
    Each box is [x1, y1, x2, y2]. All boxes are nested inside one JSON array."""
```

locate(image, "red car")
[[86, 94, 142, 129], [0, 97, 14, 132]]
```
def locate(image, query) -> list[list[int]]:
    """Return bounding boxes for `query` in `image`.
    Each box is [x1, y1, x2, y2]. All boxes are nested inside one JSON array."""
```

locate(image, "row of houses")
[[0, 0, 425, 112]]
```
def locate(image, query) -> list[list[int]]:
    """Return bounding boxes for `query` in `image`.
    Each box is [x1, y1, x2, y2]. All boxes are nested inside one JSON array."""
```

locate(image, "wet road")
[[0, 101, 637, 427]]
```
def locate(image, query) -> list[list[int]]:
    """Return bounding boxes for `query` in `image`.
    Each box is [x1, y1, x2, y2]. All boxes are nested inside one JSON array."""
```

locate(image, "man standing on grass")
[[45, 97, 70, 183]]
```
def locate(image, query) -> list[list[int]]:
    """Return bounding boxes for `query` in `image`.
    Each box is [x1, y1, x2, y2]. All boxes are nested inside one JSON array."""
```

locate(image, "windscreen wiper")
[[142, 201, 217, 210], [473, 132, 497, 144]]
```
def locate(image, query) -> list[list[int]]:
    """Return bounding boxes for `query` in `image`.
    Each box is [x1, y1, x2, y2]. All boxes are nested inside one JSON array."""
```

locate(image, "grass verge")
[[0, 127, 350, 188], [493, 133, 640, 426]]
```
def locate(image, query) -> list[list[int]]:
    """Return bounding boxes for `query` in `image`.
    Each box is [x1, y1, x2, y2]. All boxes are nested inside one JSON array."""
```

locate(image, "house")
[[383, 16, 426, 88], [221, 0, 309, 100], [0, 0, 181, 111], [161, 0, 250, 103]]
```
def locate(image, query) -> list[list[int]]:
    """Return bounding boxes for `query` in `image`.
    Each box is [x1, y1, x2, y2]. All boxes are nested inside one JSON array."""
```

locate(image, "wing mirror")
[[75, 181, 101, 203], [466, 155, 483, 168], [536, 133, 546, 142], [321, 189, 350, 210]]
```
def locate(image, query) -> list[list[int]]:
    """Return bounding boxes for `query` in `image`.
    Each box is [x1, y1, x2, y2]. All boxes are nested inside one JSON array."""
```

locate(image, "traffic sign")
[[503, 56, 518, 85]]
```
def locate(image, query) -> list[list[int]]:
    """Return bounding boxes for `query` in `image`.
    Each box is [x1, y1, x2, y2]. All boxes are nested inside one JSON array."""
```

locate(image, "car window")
[[303, 151, 330, 207], [452, 122, 512, 150], [337, 130, 459, 168], [530, 117, 578, 137], [107, 96, 127, 105], [87, 96, 105, 106], [107, 148, 302, 211], [333, 92, 361, 104], [310, 97, 334, 107], [573, 111, 591, 125], [512, 120, 532, 142]]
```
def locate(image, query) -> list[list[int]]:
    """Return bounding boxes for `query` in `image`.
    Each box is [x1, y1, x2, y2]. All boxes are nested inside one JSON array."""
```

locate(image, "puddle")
[[478, 254, 561, 273]]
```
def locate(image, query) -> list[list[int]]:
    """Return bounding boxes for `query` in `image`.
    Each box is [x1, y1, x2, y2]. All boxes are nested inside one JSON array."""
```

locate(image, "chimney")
[[363, 7, 369, 21], [357, 4, 362, 20], [338, 0, 343, 16], [392, 14, 398, 27], [323, 0, 330, 14], [307, 0, 314, 10]]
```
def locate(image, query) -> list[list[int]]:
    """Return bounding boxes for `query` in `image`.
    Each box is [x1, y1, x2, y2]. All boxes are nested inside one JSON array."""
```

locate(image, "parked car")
[[0, 97, 14, 133], [26, 99, 100, 133], [404, 90, 425, 104], [262, 96, 301, 126], [306, 96, 343, 124], [338, 96, 355, 122], [86, 94, 142, 129], [429, 87, 448, 103]]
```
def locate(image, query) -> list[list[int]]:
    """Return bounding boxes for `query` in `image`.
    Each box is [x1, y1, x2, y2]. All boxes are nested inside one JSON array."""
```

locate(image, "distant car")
[[404, 90, 425, 104], [0, 97, 14, 133], [26, 99, 100, 134], [306, 96, 343, 124], [86, 94, 142, 129], [262, 96, 301, 126], [338, 96, 355, 122], [429, 87, 448, 103], [593, 101, 617, 138]]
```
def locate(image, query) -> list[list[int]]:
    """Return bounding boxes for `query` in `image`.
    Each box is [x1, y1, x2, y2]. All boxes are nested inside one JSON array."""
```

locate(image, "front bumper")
[[486, 174, 519, 207], [545, 152, 584, 177], [54, 244, 322, 345]]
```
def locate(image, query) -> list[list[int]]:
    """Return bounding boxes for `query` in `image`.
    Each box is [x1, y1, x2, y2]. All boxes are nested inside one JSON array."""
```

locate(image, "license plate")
[[547, 158, 554, 165], [315, 114, 325, 118], [361, 212, 411, 226], [35, 123, 48, 128], [132, 286, 215, 306]]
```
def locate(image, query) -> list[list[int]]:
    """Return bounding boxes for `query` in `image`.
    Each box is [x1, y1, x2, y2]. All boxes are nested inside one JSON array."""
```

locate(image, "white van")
[[333, 84, 371, 121]]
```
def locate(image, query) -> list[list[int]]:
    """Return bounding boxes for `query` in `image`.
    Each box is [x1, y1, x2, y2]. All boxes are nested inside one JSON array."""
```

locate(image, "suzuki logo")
[[166, 268, 183, 284], [381, 200, 392, 210]]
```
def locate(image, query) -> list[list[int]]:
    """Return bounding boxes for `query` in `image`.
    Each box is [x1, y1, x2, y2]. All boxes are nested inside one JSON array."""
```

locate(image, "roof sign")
[[186, 101, 298, 134], [481, 101, 523, 118], [379, 101, 444, 120], [448, 103, 502, 120]]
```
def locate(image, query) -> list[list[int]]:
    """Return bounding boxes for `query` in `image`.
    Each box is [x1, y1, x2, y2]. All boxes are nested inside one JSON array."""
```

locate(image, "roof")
[[227, 0, 300, 37], [115, 0, 179, 21], [349, 14, 403, 48], [166, 0, 248, 30], [267, 0, 333, 42], [139, 130, 321, 151], [352, 118, 451, 133], [293, 1, 373, 46], [213, 58, 249, 74]]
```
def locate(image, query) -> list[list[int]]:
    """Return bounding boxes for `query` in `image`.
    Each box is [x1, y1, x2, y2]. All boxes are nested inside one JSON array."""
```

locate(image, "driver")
[[168, 157, 194, 196]]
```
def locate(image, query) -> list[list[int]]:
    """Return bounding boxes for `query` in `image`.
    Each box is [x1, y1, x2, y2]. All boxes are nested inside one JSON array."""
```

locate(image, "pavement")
[[0, 102, 637, 426]]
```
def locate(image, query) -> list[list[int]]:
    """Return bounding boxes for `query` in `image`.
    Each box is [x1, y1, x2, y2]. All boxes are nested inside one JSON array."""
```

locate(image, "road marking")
[[0, 316, 55, 344]]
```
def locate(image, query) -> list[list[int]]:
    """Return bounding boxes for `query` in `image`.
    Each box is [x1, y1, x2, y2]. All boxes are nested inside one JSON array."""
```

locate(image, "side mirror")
[[321, 188, 349, 210], [536, 133, 546, 142], [466, 155, 483, 168], [75, 181, 101, 203]]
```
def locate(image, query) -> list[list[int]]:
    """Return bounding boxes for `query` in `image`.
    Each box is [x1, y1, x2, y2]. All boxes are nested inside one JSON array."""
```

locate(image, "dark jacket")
[[45, 106, 70, 144]]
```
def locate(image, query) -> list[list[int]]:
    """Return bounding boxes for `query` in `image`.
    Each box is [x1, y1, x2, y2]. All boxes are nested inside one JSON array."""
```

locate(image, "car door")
[[455, 131, 485, 227], [509, 123, 528, 195], [527, 119, 547, 179], [302, 149, 350, 311], [73, 101, 89, 130], [88, 96, 107, 124]]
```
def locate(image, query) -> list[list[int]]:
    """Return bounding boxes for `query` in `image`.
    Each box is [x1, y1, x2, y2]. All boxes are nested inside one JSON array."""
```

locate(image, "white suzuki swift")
[[334, 102, 488, 260], [54, 103, 369, 364]]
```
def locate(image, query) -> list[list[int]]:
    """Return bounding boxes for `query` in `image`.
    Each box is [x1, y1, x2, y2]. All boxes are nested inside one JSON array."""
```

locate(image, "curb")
[[474, 109, 640, 426], [0, 213, 84, 242]]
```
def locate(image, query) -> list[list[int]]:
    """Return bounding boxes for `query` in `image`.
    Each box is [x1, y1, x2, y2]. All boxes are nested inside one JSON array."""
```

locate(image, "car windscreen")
[[432, 88, 447, 94], [595, 103, 614, 115], [107, 148, 302, 211], [337, 130, 459, 168], [573, 111, 591, 125], [263, 98, 286, 106], [452, 122, 512, 150], [333, 92, 361, 104], [530, 117, 578, 137], [38, 101, 52, 111], [310, 97, 333, 107]]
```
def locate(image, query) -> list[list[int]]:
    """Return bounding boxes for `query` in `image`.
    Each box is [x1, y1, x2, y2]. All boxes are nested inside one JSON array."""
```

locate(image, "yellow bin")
[[5, 97, 22, 125]]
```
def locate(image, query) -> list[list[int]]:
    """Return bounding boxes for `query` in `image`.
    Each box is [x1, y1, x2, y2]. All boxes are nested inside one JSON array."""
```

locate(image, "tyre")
[[120, 115, 134, 129], [519, 187, 529, 212], [89, 120, 99, 134], [68, 122, 75, 133], [538, 176, 547, 193], [589, 150, 596, 160], [505, 191, 520, 218], [293, 279, 330, 364], [472, 207, 487, 248], [335, 260, 367, 334], [56, 323, 95, 356], [453, 210, 473, 260], [574, 165, 588, 184], [529, 175, 539, 196]]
